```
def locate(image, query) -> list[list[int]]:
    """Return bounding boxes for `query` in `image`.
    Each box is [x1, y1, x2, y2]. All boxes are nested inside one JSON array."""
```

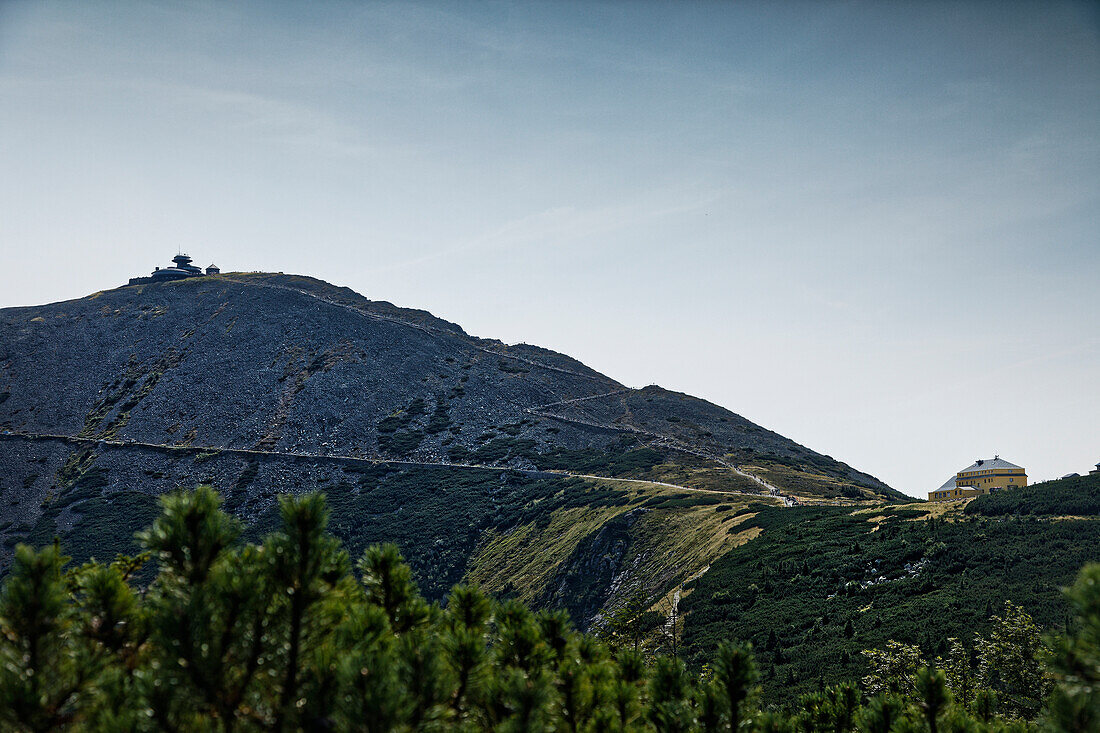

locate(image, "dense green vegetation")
[[25, 461, 640, 605], [377, 398, 429, 457], [965, 473, 1100, 517], [536, 442, 665, 477], [1, 486, 1097, 731], [681, 505, 1100, 705], [38, 491, 160, 569], [231, 467, 631, 602]]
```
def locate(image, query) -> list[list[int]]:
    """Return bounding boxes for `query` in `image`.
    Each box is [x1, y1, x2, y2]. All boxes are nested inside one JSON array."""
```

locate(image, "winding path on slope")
[[523, 394, 784, 495], [0, 430, 776, 503]]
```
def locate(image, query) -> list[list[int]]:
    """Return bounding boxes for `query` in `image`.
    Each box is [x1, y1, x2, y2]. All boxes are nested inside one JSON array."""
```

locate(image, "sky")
[[1, 1, 1097, 497]]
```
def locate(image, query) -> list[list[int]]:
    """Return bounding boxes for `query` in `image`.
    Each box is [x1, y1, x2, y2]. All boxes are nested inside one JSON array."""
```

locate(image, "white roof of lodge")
[[957, 457, 1023, 473], [936, 476, 958, 491]]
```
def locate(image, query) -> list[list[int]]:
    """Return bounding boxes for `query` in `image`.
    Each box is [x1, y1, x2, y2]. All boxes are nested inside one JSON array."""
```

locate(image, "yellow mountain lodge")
[[928, 456, 1027, 502]]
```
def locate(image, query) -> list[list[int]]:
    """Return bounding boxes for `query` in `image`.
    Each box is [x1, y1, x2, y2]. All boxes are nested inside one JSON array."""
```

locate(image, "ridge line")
[[219, 276, 614, 383]]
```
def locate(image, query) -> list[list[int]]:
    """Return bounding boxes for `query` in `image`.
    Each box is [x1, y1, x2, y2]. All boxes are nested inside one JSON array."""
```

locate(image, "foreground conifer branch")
[[0, 486, 1096, 731]]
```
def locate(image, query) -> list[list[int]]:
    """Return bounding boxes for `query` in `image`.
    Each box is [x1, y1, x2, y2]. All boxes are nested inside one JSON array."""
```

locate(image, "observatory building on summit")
[[128, 254, 220, 285]]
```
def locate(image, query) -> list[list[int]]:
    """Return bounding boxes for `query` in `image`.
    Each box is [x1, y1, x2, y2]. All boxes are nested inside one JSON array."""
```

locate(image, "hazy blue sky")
[[2, 1, 1097, 496]]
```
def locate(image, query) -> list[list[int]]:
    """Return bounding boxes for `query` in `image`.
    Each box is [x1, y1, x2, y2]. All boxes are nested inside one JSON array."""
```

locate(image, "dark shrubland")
[[0, 486, 1097, 731], [965, 473, 1100, 518], [681, 505, 1100, 705]]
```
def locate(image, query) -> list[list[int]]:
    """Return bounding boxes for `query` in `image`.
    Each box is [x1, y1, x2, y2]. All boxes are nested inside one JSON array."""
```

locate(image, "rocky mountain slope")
[[0, 271, 901, 628]]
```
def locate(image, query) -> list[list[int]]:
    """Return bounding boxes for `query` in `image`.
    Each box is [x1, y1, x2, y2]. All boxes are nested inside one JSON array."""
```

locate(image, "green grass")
[[194, 449, 221, 464], [56, 449, 98, 489]]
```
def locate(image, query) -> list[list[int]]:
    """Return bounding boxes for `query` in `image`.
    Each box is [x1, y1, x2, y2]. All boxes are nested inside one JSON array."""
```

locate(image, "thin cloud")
[[374, 189, 729, 274]]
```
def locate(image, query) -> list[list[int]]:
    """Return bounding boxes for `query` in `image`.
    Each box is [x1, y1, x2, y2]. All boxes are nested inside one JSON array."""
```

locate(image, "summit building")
[[128, 254, 220, 285]]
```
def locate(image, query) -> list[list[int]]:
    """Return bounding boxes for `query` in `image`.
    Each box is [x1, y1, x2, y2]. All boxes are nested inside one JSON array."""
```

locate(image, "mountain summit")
[[1, 272, 892, 496], [0, 271, 899, 625]]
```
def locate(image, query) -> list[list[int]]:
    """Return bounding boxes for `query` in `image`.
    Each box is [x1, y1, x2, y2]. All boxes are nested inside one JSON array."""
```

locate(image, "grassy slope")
[[466, 486, 782, 627], [681, 487, 1100, 705], [22, 451, 771, 630], [740, 460, 886, 501], [465, 503, 630, 605]]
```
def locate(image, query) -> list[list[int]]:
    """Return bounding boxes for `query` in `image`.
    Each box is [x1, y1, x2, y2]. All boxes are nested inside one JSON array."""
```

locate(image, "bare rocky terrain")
[[0, 271, 901, 625]]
